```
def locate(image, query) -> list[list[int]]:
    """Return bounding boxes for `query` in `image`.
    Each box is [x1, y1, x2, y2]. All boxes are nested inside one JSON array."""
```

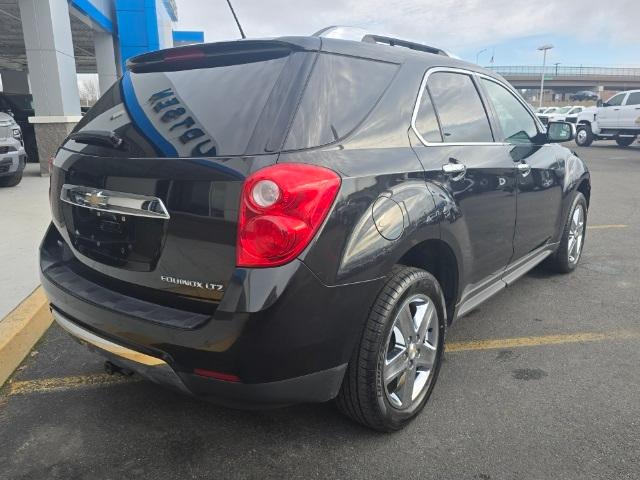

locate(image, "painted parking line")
[[3, 330, 639, 398], [7, 373, 138, 396], [587, 224, 628, 230], [445, 330, 640, 352]]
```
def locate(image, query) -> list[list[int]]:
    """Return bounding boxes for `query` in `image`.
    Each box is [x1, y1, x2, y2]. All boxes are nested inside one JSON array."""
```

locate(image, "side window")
[[481, 79, 539, 144], [626, 92, 640, 106], [426, 72, 493, 143], [605, 93, 625, 107], [414, 89, 442, 142]]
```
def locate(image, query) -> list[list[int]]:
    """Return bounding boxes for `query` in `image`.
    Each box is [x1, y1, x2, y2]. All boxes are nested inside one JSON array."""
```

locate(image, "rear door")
[[49, 40, 317, 302], [411, 68, 517, 301], [479, 76, 563, 260], [619, 91, 640, 129]]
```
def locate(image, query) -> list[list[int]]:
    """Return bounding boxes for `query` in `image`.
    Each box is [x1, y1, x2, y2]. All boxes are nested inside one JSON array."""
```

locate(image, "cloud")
[[176, 0, 640, 52]]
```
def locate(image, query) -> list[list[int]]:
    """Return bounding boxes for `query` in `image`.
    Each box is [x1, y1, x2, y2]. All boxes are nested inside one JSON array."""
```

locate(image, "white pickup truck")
[[568, 90, 640, 147]]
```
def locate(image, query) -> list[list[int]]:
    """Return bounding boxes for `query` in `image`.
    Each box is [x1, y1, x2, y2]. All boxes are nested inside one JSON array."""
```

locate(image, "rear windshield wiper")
[[68, 130, 125, 150]]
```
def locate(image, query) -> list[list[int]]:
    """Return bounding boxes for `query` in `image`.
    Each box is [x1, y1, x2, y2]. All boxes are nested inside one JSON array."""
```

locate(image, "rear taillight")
[[237, 163, 341, 268]]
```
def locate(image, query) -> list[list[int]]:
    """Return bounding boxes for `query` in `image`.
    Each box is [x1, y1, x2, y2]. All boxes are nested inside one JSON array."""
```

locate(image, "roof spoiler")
[[126, 38, 320, 73], [313, 26, 450, 57]]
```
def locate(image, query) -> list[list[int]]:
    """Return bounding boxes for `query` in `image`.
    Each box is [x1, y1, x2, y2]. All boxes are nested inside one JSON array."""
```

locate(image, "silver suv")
[[0, 111, 27, 187]]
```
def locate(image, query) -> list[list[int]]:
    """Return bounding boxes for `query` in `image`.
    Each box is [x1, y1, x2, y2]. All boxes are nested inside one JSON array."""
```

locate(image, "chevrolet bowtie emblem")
[[85, 191, 108, 208]]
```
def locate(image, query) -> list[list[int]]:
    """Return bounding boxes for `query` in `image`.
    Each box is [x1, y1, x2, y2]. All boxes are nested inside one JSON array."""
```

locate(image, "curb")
[[0, 286, 52, 387]]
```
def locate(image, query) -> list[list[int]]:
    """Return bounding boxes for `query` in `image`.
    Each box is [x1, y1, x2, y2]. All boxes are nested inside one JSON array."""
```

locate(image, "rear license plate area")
[[63, 205, 165, 271]]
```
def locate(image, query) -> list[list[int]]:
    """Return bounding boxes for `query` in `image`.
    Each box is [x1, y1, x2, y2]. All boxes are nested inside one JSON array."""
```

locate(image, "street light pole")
[[476, 48, 487, 65], [537, 44, 554, 110]]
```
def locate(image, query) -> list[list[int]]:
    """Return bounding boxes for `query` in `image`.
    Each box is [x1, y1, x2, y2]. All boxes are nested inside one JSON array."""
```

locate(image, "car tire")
[[575, 125, 594, 147], [615, 137, 635, 147], [546, 192, 587, 274], [0, 170, 23, 187], [336, 266, 446, 431]]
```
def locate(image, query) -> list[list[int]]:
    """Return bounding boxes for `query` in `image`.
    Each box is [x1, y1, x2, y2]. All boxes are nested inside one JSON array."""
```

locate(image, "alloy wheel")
[[568, 204, 585, 264], [383, 294, 438, 410]]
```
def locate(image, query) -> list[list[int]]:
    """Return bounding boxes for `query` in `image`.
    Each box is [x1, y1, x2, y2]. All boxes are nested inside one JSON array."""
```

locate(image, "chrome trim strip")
[[60, 184, 170, 219], [410, 66, 545, 147], [456, 244, 556, 319], [54, 309, 191, 393], [502, 246, 554, 286], [456, 279, 505, 319], [53, 309, 165, 366]]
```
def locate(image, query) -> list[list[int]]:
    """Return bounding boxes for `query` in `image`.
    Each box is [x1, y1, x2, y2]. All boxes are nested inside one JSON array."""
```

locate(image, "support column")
[[94, 32, 118, 95], [18, 0, 82, 175], [0, 71, 30, 94]]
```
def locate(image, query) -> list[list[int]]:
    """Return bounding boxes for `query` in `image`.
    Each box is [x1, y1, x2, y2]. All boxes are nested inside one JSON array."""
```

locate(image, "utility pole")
[[537, 44, 554, 109], [554, 62, 561, 76], [225, 0, 246, 39]]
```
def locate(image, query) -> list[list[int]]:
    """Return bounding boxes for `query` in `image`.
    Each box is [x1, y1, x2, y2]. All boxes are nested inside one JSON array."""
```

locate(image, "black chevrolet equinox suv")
[[41, 29, 591, 431]]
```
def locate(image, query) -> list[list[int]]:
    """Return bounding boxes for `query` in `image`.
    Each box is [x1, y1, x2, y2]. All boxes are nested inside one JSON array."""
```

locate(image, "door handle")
[[442, 162, 467, 181], [442, 163, 466, 174], [516, 163, 531, 177]]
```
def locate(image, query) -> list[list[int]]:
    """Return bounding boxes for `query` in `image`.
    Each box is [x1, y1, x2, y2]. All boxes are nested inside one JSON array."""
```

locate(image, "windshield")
[[557, 107, 572, 114]]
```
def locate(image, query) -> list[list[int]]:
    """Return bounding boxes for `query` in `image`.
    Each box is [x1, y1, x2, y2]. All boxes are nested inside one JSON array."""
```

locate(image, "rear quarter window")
[[284, 53, 398, 150]]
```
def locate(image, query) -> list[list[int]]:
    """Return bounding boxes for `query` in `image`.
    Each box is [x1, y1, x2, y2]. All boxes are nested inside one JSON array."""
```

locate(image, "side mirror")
[[597, 99, 604, 107], [547, 121, 574, 143]]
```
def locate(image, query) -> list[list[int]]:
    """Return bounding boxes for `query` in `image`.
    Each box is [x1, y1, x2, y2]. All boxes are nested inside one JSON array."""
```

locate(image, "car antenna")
[[226, 0, 246, 39]]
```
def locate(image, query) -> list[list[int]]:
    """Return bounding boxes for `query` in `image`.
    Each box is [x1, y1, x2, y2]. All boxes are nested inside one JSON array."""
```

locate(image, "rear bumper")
[[40, 224, 382, 406], [52, 307, 346, 407]]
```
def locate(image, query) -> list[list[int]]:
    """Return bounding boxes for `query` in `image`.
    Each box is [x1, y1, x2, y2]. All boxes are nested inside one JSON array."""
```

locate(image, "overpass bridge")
[[487, 66, 640, 92]]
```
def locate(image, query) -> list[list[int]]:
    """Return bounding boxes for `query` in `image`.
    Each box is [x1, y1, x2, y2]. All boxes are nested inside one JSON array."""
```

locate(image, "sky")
[[174, 0, 640, 66]]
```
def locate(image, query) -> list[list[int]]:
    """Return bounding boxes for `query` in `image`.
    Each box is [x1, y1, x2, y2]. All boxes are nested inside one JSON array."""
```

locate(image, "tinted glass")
[[626, 92, 640, 105], [69, 51, 296, 157], [427, 72, 493, 143], [606, 93, 625, 106], [129, 56, 288, 156], [481, 79, 538, 143], [284, 53, 398, 150], [414, 89, 442, 142]]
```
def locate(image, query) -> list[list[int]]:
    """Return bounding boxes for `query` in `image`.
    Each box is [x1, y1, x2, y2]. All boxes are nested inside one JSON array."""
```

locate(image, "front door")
[[599, 92, 627, 128], [411, 69, 517, 299], [478, 76, 564, 260]]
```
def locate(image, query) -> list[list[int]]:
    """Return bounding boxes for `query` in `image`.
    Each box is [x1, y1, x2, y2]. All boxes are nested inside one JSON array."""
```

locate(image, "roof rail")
[[313, 26, 449, 57]]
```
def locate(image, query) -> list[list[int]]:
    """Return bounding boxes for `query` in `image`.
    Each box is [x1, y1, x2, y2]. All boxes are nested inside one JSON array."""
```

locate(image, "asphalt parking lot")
[[1, 142, 639, 480]]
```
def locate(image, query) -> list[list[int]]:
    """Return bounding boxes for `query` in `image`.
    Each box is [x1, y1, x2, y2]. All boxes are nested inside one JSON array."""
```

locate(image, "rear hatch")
[[49, 39, 319, 308]]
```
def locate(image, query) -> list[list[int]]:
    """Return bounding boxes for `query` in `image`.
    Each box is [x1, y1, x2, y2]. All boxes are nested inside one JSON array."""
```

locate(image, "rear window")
[[69, 48, 307, 158], [124, 55, 289, 157], [627, 92, 640, 106], [284, 53, 398, 150]]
